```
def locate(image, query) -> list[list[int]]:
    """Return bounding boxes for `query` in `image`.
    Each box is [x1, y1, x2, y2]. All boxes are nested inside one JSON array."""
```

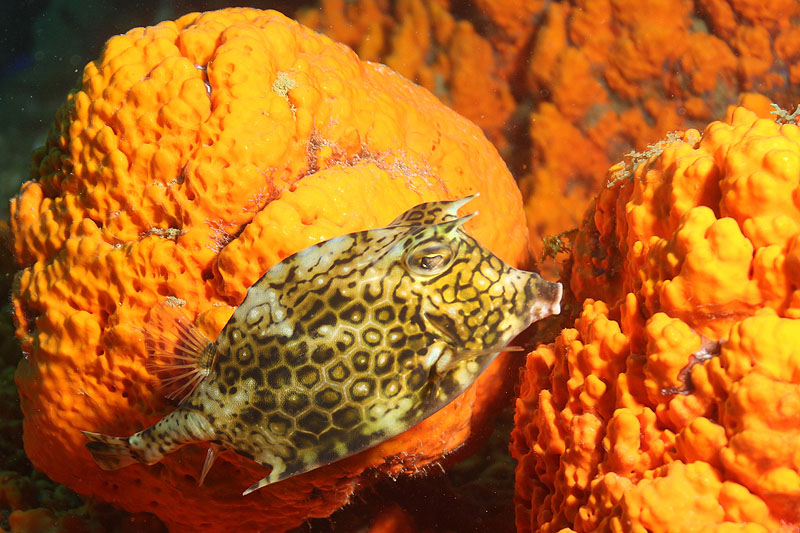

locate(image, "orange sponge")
[[513, 107, 800, 532], [11, 8, 530, 532]]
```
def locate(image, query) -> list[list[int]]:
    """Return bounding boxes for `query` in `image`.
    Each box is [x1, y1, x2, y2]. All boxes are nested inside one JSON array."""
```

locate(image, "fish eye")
[[405, 242, 455, 276]]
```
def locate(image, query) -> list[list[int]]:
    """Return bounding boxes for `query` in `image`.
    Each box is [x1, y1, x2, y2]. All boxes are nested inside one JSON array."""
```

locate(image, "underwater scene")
[[1, 1, 799, 532]]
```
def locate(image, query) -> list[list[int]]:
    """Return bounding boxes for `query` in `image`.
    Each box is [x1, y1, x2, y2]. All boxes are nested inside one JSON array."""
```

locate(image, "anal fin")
[[145, 301, 216, 403], [434, 345, 524, 375]]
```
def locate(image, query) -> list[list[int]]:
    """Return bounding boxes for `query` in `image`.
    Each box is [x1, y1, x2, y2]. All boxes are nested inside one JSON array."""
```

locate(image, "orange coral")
[[520, 0, 800, 265], [471, 0, 544, 76], [295, 0, 800, 275], [512, 107, 800, 532], [297, 0, 515, 151], [10, 8, 531, 532]]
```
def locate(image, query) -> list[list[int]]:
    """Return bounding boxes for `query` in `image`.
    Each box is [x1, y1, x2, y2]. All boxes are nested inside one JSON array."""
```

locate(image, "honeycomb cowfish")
[[82, 195, 562, 495]]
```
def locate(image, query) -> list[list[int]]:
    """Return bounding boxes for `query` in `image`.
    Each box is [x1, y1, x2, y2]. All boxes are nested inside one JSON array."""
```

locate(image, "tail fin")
[[81, 431, 139, 470]]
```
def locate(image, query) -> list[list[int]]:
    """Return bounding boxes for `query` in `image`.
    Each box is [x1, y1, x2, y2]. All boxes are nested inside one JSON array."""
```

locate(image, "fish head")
[[396, 212, 563, 348], [374, 200, 562, 415]]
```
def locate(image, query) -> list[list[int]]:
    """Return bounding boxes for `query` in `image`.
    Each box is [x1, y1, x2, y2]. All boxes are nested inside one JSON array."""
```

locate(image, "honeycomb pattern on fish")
[[83, 196, 563, 495]]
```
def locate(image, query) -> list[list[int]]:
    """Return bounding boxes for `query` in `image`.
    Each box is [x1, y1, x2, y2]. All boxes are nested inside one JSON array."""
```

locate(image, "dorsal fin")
[[145, 301, 215, 404]]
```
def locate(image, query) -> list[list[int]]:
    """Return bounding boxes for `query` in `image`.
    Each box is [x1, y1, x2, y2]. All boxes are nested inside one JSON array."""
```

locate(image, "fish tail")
[[83, 408, 216, 473], [81, 431, 141, 470]]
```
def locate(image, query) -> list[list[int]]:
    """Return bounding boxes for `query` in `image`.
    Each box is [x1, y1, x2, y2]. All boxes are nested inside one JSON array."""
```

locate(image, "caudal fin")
[[81, 431, 139, 470]]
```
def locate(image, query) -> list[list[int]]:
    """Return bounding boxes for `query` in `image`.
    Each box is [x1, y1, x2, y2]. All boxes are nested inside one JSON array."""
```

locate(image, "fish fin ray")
[[421, 311, 461, 346], [145, 301, 215, 403], [198, 443, 220, 487], [81, 430, 139, 470], [435, 345, 523, 375]]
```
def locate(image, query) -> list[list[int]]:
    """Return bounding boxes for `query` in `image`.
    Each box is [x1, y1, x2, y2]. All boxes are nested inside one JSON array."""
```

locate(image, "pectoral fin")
[[144, 301, 216, 403], [433, 345, 524, 375], [421, 310, 470, 346]]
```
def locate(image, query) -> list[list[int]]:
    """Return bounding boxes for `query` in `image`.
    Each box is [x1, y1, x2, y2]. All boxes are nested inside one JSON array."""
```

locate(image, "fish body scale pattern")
[[80, 197, 562, 494], [181, 205, 556, 485], [192, 230, 429, 480]]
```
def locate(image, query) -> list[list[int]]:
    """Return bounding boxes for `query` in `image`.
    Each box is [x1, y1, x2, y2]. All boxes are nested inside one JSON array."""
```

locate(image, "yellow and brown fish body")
[[83, 196, 562, 495]]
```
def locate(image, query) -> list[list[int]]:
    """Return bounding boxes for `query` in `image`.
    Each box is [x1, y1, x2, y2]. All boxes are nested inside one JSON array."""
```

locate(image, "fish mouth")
[[529, 281, 563, 321]]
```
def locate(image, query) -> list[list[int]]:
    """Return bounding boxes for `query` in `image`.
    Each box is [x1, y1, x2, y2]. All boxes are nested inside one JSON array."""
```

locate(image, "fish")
[[82, 195, 563, 495]]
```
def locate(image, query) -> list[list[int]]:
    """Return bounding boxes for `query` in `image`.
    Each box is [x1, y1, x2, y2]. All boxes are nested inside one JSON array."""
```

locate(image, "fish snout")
[[529, 279, 563, 321]]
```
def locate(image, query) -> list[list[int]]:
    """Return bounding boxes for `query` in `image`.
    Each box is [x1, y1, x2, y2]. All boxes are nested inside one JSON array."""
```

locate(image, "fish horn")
[[388, 193, 480, 227]]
